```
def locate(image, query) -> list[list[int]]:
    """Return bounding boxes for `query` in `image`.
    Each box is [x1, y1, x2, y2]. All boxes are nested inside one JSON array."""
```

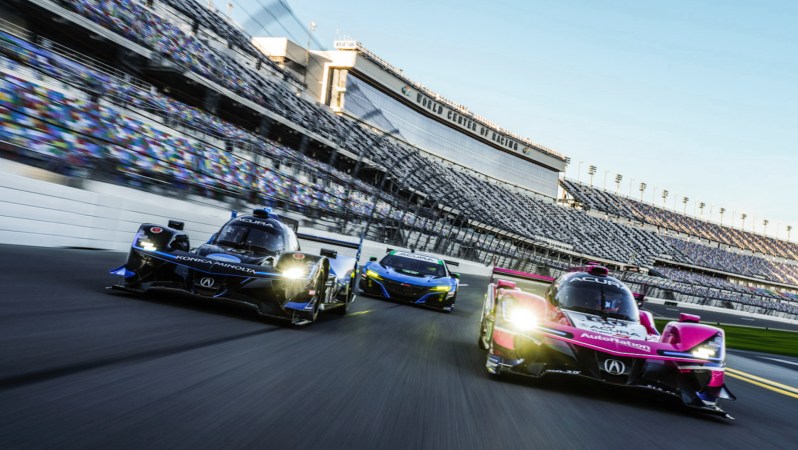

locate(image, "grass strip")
[[654, 319, 798, 357]]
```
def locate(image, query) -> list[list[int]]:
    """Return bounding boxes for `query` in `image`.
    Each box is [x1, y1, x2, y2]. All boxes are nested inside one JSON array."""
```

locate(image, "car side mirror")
[[369, 256, 377, 262], [168, 220, 184, 230], [452, 273, 460, 279]]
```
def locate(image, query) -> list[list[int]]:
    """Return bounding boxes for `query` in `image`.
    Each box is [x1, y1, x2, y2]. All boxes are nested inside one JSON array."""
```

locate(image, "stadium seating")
[[2, 3, 797, 317], [561, 179, 798, 260]]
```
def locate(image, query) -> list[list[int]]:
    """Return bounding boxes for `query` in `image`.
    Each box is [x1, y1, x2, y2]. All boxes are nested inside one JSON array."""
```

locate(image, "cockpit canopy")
[[213, 216, 298, 255], [549, 272, 639, 322]]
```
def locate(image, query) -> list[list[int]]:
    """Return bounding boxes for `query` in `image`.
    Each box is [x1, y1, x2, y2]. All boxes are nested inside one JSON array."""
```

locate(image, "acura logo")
[[199, 277, 215, 288], [603, 359, 625, 375]]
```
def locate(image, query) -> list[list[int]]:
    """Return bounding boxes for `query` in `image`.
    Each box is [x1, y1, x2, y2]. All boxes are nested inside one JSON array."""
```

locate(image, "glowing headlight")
[[690, 333, 723, 360], [431, 285, 451, 292], [691, 348, 716, 359], [508, 307, 538, 331], [139, 241, 156, 251], [282, 267, 306, 280], [366, 269, 383, 280]]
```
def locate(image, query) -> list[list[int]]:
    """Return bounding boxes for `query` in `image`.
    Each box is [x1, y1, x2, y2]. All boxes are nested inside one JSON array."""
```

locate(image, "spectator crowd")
[[1, 0, 796, 317]]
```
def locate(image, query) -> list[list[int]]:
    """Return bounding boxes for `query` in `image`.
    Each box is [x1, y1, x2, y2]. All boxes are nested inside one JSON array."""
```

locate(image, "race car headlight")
[[365, 269, 383, 280], [690, 333, 723, 360], [507, 306, 538, 331], [282, 267, 306, 280], [431, 285, 451, 292], [139, 240, 157, 251]]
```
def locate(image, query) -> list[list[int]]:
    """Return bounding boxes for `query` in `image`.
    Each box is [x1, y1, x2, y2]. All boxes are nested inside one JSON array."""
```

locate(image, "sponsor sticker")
[[603, 359, 626, 375], [572, 276, 624, 289], [237, 217, 272, 227], [546, 369, 582, 375], [580, 332, 651, 353], [391, 251, 441, 264], [175, 255, 256, 275]]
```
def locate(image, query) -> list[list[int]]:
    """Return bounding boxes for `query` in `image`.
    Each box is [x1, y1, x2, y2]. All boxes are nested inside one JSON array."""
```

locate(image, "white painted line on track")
[[762, 357, 798, 367], [458, 284, 469, 287], [739, 317, 755, 321], [666, 307, 679, 311]]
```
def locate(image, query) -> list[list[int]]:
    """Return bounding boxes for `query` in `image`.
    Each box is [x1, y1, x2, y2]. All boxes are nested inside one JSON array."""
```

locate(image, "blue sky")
[[237, 0, 798, 240]]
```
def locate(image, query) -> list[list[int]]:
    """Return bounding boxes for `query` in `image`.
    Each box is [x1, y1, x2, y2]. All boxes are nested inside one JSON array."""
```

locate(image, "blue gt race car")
[[359, 250, 459, 311]]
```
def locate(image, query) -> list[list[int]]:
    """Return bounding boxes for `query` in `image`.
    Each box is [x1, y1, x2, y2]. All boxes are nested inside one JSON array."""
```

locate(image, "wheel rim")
[[481, 319, 493, 349], [310, 275, 323, 321]]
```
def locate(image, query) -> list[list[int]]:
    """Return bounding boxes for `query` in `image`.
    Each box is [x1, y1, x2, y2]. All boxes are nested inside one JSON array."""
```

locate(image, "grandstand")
[[0, 0, 796, 319]]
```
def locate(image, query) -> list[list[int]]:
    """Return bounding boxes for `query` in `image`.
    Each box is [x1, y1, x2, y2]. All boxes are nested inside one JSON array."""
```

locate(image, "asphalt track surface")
[[1, 245, 797, 449]]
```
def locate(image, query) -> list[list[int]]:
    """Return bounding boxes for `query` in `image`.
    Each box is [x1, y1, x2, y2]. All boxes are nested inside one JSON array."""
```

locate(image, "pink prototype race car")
[[478, 265, 736, 418]]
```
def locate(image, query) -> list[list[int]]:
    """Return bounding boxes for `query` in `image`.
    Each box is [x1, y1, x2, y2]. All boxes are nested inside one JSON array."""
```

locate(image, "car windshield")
[[380, 254, 447, 277], [555, 278, 638, 321], [215, 223, 284, 254]]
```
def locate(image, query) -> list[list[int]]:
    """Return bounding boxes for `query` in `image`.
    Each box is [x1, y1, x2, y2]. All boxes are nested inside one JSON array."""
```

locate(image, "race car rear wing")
[[297, 233, 360, 250], [491, 267, 555, 284], [278, 216, 300, 233]]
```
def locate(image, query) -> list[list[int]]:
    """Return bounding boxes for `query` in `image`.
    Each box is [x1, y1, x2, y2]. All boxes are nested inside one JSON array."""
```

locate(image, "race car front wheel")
[[478, 313, 493, 350], [302, 273, 326, 323], [332, 280, 351, 316]]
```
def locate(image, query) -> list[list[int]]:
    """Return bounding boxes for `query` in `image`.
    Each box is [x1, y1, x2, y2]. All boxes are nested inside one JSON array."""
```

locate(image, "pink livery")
[[478, 265, 735, 418]]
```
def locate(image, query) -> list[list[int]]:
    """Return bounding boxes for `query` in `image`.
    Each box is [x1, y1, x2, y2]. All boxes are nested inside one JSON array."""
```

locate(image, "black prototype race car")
[[109, 208, 357, 325]]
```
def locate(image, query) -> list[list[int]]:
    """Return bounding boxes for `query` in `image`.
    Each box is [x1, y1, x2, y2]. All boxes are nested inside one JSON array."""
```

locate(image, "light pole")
[[614, 173, 622, 194], [682, 196, 689, 214], [577, 160, 583, 183], [719, 207, 726, 226], [788, 225, 793, 241], [304, 21, 317, 87], [699, 202, 705, 217], [639, 182, 647, 202], [741, 213, 747, 230], [588, 165, 596, 186], [661, 189, 669, 207], [763, 219, 769, 236]]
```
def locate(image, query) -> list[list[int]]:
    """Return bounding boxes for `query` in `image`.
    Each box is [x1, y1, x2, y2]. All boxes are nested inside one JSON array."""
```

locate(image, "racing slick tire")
[[332, 277, 354, 316], [477, 310, 492, 350], [302, 272, 326, 324]]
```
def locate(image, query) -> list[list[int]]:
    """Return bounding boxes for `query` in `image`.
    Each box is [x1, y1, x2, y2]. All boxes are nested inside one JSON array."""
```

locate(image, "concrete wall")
[[645, 297, 798, 326], [0, 160, 491, 276]]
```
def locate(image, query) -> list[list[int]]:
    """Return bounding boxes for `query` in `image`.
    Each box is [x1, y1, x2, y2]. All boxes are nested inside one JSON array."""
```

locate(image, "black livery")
[[109, 208, 357, 325]]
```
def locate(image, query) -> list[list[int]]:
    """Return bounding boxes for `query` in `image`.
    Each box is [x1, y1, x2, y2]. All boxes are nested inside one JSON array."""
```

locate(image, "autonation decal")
[[580, 332, 651, 352]]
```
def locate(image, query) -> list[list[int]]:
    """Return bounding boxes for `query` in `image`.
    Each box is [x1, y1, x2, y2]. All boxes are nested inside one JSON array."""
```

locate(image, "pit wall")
[[0, 160, 491, 276], [644, 298, 798, 326]]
